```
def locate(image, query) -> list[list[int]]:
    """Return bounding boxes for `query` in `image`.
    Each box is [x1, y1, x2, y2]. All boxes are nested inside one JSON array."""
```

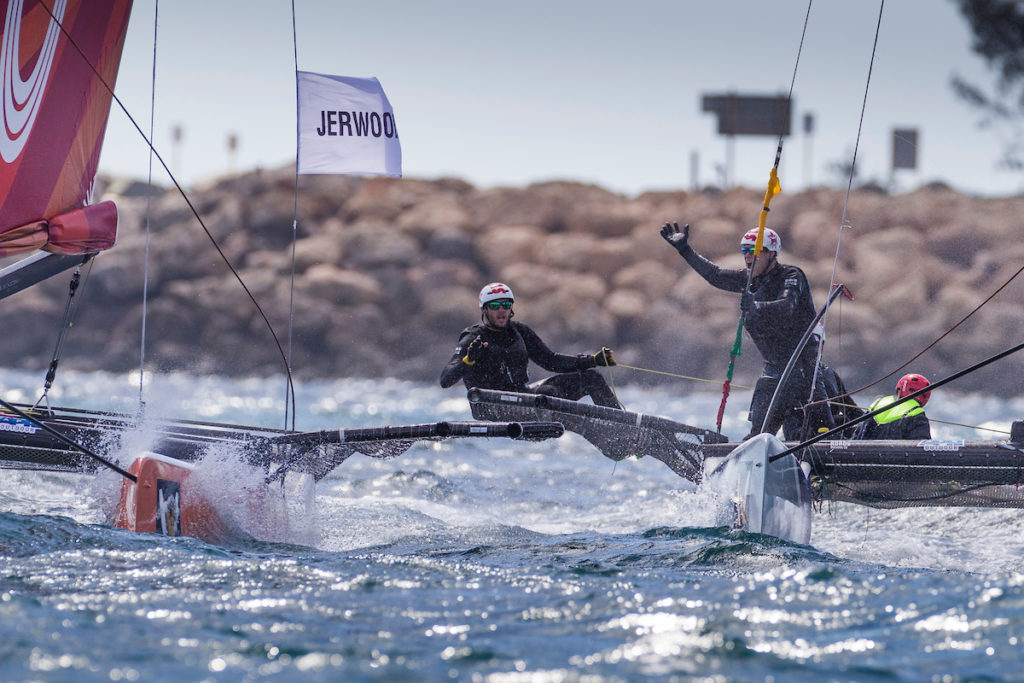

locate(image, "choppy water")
[[2, 369, 1024, 681]]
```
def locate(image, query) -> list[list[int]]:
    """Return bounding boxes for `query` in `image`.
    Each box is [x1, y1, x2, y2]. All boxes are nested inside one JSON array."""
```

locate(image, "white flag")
[[297, 71, 402, 177]]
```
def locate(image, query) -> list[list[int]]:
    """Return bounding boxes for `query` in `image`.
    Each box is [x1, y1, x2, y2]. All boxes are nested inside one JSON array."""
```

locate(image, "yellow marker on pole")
[[754, 162, 782, 252], [715, 156, 783, 433]]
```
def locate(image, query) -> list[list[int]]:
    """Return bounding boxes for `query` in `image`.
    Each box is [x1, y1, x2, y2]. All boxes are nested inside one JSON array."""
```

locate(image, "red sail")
[[0, 0, 131, 256]]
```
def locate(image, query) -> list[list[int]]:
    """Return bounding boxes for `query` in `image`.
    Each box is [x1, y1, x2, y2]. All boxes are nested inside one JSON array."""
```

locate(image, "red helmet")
[[896, 373, 931, 406]]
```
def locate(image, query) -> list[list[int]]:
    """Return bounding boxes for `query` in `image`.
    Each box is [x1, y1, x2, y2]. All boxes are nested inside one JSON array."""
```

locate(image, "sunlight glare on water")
[[2, 369, 1024, 680]]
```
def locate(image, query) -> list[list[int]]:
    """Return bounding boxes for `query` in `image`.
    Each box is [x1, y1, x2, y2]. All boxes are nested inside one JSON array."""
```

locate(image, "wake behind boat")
[[467, 385, 817, 542], [0, 399, 565, 542], [468, 383, 1024, 544]]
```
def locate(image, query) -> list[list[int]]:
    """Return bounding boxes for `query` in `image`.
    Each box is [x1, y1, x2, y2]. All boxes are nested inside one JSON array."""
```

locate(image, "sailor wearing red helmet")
[[660, 221, 838, 440], [440, 282, 621, 408], [857, 373, 932, 440]]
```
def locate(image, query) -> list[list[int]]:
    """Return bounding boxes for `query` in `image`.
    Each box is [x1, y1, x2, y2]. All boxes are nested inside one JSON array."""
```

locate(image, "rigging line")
[[615, 363, 754, 390], [760, 0, 813, 206], [139, 0, 159, 409], [599, 363, 622, 410], [285, 0, 301, 431], [32, 259, 93, 411], [38, 1, 297, 420], [820, 396, 1011, 435], [756, 0, 813, 195], [844, 260, 1024, 400], [930, 418, 1011, 436], [760, 283, 849, 434], [792, 0, 1008, 409], [809, 0, 886, 406], [55, 258, 93, 361], [804, 253, 1024, 410], [0, 397, 137, 482], [783, 1, 814, 128], [771, 337, 1024, 463]]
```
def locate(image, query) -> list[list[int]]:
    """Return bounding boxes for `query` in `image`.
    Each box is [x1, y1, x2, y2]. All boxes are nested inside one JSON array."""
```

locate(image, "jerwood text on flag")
[[316, 110, 398, 138]]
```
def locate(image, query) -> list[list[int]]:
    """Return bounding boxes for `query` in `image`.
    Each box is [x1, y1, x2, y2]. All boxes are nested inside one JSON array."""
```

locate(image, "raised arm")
[[659, 222, 746, 292]]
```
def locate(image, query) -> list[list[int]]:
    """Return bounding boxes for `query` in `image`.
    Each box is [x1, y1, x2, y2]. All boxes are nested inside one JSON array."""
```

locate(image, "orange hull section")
[[114, 453, 285, 544]]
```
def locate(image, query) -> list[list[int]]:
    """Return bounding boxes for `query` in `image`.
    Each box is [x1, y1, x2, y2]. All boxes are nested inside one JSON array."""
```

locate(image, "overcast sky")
[[97, 1, 1024, 197]]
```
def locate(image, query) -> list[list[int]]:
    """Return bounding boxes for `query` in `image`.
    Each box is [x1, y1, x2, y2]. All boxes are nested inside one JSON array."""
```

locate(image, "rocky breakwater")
[[4, 167, 1023, 398]]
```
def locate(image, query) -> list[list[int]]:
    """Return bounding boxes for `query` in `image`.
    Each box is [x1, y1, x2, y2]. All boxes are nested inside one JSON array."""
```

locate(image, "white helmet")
[[740, 228, 781, 253], [479, 282, 514, 307]]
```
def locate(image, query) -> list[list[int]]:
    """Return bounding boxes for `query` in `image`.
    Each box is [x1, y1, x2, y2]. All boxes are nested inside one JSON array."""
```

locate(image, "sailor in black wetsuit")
[[660, 222, 834, 440], [440, 282, 621, 409]]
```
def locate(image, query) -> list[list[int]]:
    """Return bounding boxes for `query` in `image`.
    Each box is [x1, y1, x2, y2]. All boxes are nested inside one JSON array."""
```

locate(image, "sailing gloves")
[[740, 290, 755, 317], [463, 337, 485, 365], [659, 222, 690, 254], [593, 347, 616, 366], [578, 347, 616, 370]]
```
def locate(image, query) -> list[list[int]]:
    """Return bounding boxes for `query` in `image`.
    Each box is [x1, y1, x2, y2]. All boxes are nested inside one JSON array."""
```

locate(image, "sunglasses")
[[740, 246, 757, 255], [485, 301, 513, 310]]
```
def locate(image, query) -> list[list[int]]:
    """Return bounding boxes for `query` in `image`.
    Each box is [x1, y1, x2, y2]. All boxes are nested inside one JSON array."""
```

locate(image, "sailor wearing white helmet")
[[440, 282, 621, 409], [660, 222, 842, 440]]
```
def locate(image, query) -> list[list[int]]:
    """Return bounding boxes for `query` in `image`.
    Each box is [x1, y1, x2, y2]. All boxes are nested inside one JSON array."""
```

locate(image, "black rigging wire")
[[286, 0, 301, 431], [803, 0, 884, 421], [0, 396, 136, 481], [32, 258, 94, 412], [774, 338, 1024, 462], [138, 0, 159, 409], [840, 261, 1024, 398], [795, 0, 1024, 432]]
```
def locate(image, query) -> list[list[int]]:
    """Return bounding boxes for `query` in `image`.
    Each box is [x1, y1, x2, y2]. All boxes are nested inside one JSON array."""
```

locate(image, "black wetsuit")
[[439, 320, 620, 408], [676, 246, 833, 439]]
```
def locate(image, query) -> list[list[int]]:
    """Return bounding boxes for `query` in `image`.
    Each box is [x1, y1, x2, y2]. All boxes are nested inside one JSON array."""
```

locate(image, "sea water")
[[2, 369, 1024, 681]]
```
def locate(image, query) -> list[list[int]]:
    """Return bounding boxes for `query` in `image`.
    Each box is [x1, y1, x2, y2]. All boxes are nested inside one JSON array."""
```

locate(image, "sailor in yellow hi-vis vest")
[[858, 373, 932, 440]]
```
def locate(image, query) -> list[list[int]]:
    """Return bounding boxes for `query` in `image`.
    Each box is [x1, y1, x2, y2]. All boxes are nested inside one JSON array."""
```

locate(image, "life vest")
[[868, 394, 925, 425]]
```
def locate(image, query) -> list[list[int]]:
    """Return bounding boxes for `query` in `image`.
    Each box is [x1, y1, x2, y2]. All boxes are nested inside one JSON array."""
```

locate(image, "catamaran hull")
[[113, 453, 286, 544], [0, 406, 565, 543], [704, 435, 1024, 509], [704, 434, 813, 544]]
